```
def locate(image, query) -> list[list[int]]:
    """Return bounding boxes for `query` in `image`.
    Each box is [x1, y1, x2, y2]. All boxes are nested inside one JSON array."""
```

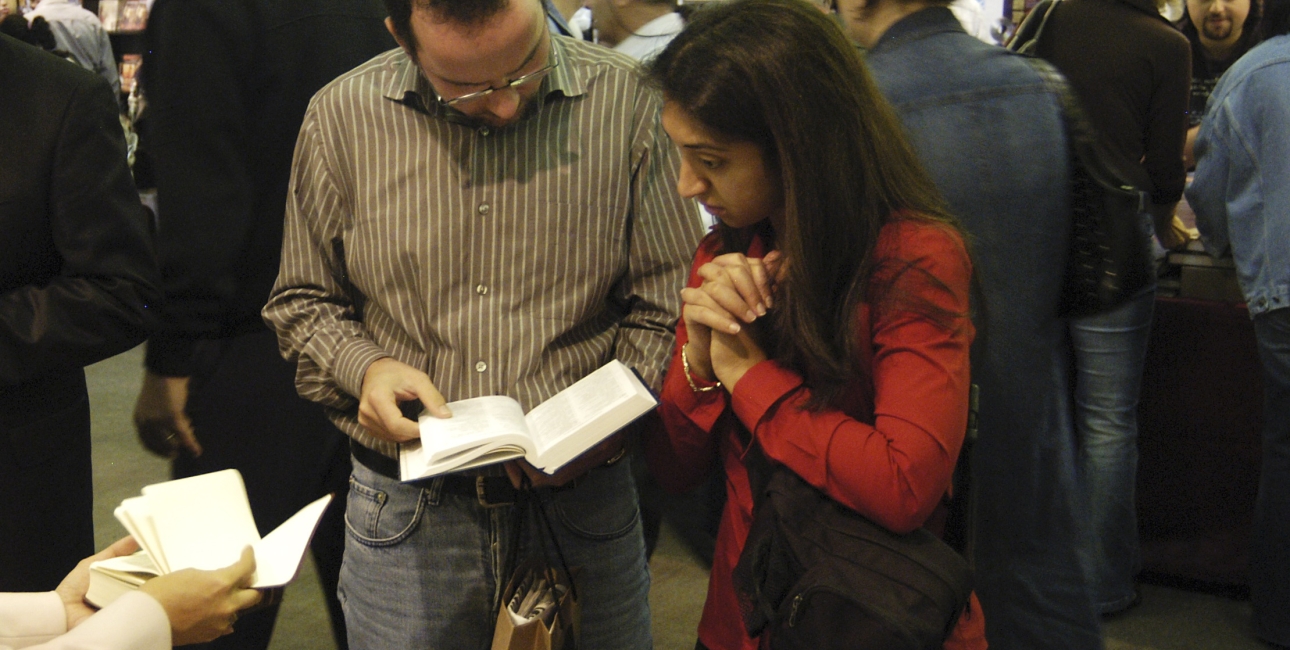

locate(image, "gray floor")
[[85, 346, 1268, 649]]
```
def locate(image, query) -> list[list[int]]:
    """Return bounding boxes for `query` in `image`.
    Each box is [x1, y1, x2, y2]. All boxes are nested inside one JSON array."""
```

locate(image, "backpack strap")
[[1008, 0, 1061, 56]]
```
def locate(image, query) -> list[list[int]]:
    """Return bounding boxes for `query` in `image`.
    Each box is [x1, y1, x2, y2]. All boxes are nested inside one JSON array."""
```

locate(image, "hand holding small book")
[[359, 357, 452, 442], [139, 546, 262, 644]]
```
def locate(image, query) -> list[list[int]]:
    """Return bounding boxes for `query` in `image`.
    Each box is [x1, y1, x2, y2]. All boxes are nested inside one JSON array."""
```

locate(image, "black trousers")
[[174, 329, 351, 650]]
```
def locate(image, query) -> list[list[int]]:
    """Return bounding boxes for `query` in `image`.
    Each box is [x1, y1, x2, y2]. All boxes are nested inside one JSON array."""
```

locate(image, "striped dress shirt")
[[263, 37, 701, 458]]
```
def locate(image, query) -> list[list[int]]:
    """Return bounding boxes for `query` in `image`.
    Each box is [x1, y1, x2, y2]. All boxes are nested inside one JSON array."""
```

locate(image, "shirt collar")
[[871, 6, 964, 55], [382, 35, 586, 122]]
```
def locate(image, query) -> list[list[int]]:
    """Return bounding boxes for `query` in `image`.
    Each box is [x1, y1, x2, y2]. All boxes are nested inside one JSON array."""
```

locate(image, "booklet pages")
[[87, 470, 332, 608], [399, 359, 657, 480]]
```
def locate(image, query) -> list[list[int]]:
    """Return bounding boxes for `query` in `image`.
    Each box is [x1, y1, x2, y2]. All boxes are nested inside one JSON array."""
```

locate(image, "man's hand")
[[54, 536, 140, 630], [140, 546, 262, 645], [359, 357, 451, 443], [503, 433, 626, 489], [134, 371, 202, 458]]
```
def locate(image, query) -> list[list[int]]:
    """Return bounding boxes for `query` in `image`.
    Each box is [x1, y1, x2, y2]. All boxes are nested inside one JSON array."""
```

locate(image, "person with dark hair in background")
[[1187, 0, 1290, 644], [0, 31, 158, 594], [1023, 0, 1192, 618], [24, 0, 117, 95], [831, 0, 1100, 645], [589, 0, 683, 60], [261, 0, 699, 648], [646, 1, 986, 648], [1180, 0, 1261, 167], [129, 2, 395, 649]]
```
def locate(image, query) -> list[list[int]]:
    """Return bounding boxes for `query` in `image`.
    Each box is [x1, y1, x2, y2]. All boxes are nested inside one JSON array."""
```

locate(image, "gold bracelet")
[[681, 344, 722, 393]]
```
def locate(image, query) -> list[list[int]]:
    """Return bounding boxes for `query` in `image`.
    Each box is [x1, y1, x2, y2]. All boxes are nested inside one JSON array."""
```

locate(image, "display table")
[[1136, 296, 1264, 589]]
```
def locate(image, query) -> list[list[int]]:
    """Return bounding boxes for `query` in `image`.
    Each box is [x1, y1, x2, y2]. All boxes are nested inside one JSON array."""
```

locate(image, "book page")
[[141, 470, 261, 572], [252, 495, 332, 587], [524, 360, 657, 471], [115, 497, 168, 574], [417, 396, 532, 464]]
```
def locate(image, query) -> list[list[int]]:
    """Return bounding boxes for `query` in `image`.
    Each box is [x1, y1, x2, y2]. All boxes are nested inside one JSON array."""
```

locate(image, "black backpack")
[[732, 441, 973, 650]]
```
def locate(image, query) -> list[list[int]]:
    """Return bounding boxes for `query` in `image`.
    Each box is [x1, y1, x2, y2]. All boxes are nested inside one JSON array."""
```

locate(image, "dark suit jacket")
[[0, 33, 157, 488]]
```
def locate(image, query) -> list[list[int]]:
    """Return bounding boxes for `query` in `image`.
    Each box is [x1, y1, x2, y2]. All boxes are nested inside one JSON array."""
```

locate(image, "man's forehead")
[[413, 0, 545, 84]]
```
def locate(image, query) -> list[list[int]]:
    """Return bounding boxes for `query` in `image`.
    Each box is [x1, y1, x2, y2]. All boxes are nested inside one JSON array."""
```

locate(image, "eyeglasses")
[[433, 57, 559, 107]]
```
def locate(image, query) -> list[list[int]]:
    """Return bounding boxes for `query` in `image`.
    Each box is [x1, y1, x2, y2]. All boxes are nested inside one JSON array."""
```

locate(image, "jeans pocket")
[[549, 463, 640, 541], [344, 474, 425, 547]]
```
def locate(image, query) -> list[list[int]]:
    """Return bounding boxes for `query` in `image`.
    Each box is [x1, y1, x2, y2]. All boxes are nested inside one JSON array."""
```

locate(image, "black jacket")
[[0, 33, 158, 455], [141, 0, 395, 375]]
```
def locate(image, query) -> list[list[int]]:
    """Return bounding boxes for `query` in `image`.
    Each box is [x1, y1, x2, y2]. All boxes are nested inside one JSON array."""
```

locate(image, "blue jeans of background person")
[[1252, 307, 1290, 646], [1069, 288, 1155, 614], [340, 455, 652, 650]]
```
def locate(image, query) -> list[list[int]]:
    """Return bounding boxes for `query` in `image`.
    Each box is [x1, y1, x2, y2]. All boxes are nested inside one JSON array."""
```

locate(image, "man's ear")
[[385, 16, 415, 57]]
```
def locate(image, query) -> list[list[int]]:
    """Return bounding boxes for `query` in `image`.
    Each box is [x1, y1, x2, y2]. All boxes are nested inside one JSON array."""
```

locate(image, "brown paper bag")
[[490, 559, 580, 650]]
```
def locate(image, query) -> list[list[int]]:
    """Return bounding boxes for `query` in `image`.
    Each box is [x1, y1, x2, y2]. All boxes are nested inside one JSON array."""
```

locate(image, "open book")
[[86, 470, 332, 608], [398, 359, 657, 480]]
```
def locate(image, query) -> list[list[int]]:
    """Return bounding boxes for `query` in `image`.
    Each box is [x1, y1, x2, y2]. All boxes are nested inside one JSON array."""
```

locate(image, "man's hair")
[[646, 0, 966, 408], [383, 0, 511, 52], [1260, 0, 1289, 36]]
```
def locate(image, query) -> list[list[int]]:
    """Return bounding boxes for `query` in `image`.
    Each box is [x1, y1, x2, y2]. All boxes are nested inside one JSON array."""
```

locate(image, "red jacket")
[[649, 218, 987, 650]]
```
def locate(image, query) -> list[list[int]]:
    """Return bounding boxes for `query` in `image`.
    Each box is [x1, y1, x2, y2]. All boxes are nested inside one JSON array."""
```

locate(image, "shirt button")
[[478, 203, 490, 215], [479, 126, 491, 136], [475, 361, 488, 373], [475, 284, 489, 295]]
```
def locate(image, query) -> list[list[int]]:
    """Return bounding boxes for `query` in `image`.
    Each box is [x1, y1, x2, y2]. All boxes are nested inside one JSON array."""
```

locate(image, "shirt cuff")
[[730, 360, 803, 433], [0, 591, 66, 645], [144, 335, 200, 377], [60, 591, 171, 650], [331, 337, 391, 401]]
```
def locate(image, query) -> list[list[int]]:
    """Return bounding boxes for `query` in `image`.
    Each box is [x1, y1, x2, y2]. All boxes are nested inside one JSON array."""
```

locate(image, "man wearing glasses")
[[262, 0, 699, 648]]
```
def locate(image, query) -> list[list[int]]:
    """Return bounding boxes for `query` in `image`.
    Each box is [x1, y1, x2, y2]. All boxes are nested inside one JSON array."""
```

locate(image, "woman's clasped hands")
[[680, 250, 784, 392]]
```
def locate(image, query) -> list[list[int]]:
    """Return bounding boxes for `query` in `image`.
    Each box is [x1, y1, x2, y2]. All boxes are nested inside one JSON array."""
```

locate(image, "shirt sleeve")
[[262, 103, 389, 411], [732, 224, 975, 534], [1142, 31, 1192, 206], [142, 0, 255, 376], [1188, 97, 1235, 257], [648, 236, 730, 494], [0, 70, 158, 386], [610, 85, 703, 392]]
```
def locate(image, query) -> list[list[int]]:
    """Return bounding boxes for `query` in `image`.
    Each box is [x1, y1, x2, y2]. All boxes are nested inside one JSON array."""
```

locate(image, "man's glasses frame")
[[430, 45, 559, 108]]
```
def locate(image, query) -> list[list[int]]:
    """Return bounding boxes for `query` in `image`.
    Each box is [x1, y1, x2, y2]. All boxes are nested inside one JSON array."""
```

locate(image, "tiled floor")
[[85, 346, 1269, 650]]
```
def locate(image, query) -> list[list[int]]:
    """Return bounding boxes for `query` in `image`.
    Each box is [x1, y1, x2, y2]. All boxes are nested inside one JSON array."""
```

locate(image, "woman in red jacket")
[[645, 1, 987, 648]]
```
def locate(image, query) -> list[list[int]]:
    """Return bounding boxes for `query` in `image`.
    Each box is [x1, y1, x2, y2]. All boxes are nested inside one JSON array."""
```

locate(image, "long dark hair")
[[647, 0, 965, 407]]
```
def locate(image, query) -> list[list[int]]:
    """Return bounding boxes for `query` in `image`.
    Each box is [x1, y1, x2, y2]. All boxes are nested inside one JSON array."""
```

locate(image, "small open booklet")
[[86, 470, 332, 608], [398, 359, 657, 480]]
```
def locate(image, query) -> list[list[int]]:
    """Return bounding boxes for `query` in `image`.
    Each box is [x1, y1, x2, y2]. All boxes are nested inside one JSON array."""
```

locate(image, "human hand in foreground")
[[710, 328, 768, 393], [359, 357, 452, 442], [55, 537, 141, 630], [134, 371, 202, 458], [1159, 214, 1194, 250], [680, 251, 782, 383], [140, 546, 262, 645]]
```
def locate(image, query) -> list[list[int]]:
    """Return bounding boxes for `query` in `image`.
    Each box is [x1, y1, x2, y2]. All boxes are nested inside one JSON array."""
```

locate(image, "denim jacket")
[[866, 9, 1104, 650], [1187, 34, 1290, 317]]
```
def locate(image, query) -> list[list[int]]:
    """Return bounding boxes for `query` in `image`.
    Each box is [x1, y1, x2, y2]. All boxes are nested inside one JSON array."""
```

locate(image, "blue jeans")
[[339, 456, 652, 650], [1069, 288, 1155, 614], [1251, 307, 1290, 646]]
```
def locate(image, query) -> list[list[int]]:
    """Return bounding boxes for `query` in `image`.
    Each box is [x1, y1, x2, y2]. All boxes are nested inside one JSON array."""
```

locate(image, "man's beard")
[[1202, 17, 1234, 41]]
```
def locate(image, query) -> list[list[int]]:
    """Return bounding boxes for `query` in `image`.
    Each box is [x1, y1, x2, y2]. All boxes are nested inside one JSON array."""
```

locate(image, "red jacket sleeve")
[[731, 221, 975, 533]]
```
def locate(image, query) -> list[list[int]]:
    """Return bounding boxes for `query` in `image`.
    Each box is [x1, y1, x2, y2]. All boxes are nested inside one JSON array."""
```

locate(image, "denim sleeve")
[[1188, 102, 1234, 257]]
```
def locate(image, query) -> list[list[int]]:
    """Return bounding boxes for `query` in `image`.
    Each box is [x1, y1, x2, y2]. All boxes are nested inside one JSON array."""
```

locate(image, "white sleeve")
[[0, 591, 170, 650]]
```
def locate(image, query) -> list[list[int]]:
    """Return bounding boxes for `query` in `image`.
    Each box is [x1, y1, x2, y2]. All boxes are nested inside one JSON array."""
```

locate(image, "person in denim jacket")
[[832, 1, 1101, 648], [1188, 2, 1290, 642]]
